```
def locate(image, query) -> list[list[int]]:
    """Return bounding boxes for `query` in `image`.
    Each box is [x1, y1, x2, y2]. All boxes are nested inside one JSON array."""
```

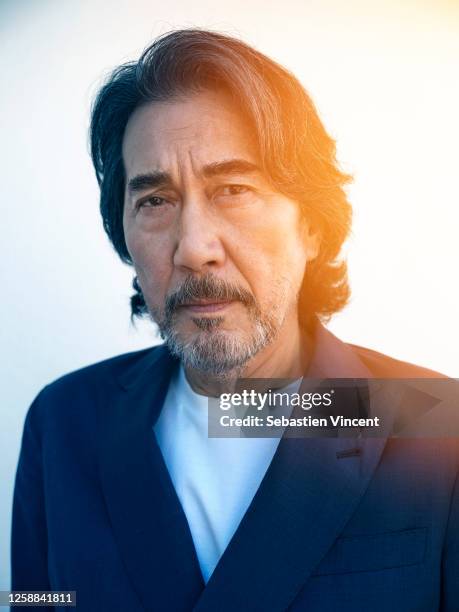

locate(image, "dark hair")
[[90, 29, 352, 326]]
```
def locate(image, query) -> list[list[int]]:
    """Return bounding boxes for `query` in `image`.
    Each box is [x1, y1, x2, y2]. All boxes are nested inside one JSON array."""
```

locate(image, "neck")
[[184, 317, 314, 397]]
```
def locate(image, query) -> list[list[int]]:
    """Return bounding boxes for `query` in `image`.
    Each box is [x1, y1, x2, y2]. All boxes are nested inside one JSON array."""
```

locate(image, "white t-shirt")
[[154, 365, 294, 583]]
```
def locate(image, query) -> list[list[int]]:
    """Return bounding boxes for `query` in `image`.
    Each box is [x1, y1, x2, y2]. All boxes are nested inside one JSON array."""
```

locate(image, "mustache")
[[165, 274, 256, 316]]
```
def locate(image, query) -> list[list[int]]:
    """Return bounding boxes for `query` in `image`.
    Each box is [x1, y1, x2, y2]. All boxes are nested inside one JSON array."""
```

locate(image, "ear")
[[302, 223, 321, 262]]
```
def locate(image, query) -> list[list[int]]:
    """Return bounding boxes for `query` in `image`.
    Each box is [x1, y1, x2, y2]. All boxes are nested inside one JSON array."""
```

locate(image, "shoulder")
[[28, 344, 168, 423], [311, 322, 449, 380], [347, 343, 448, 379], [45, 345, 162, 393], [347, 343, 459, 468]]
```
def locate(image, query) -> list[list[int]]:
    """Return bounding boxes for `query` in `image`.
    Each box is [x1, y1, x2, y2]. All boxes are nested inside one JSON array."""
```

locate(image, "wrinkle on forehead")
[[121, 90, 260, 183]]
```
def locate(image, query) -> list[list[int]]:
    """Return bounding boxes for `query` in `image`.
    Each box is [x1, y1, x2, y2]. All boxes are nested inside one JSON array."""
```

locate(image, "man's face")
[[122, 89, 318, 375]]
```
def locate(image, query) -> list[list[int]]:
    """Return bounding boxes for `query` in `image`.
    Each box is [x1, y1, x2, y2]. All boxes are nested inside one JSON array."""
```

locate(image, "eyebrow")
[[201, 159, 261, 178], [127, 171, 170, 194], [126, 158, 261, 194]]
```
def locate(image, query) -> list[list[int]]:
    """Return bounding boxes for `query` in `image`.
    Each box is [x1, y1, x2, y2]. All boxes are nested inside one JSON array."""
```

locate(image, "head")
[[90, 29, 352, 376]]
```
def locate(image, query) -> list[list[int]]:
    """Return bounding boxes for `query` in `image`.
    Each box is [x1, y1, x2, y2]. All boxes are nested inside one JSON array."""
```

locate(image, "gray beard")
[[146, 273, 282, 377], [157, 310, 278, 377]]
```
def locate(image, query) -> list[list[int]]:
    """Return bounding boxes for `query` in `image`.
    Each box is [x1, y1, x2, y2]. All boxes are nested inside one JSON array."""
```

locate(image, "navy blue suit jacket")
[[11, 323, 459, 611]]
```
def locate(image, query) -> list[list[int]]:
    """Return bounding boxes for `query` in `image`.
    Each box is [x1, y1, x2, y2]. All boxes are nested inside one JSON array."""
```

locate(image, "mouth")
[[178, 299, 236, 314]]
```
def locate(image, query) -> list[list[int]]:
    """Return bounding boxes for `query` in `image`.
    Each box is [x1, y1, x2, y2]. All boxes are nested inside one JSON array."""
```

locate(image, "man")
[[11, 29, 458, 611]]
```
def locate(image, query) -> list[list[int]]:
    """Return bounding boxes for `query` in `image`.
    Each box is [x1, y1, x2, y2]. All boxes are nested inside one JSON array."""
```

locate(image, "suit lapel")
[[98, 323, 400, 612], [98, 346, 204, 612], [193, 323, 398, 612]]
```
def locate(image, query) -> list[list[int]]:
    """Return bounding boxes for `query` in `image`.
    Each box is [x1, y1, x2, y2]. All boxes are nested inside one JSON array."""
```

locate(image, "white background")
[[1, 0, 458, 589]]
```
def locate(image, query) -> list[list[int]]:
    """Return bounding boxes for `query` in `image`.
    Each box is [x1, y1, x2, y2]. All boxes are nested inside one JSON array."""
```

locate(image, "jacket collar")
[[307, 321, 372, 378], [118, 342, 178, 391]]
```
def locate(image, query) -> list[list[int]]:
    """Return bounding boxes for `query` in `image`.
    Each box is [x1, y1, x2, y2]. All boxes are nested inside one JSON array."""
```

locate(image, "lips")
[[179, 300, 235, 313]]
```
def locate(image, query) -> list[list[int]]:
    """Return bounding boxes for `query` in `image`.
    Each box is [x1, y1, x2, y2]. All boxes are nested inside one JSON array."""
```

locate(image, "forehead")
[[122, 90, 260, 176]]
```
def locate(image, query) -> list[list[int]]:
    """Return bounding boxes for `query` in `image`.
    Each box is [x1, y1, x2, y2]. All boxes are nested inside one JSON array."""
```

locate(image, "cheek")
[[272, 206, 309, 280], [234, 206, 307, 293], [123, 223, 173, 302]]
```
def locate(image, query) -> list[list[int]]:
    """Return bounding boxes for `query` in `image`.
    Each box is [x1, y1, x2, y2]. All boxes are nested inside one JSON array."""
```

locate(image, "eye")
[[136, 195, 168, 210], [216, 184, 251, 197]]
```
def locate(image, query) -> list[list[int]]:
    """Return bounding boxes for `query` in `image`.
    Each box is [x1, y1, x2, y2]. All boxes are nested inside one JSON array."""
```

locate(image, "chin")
[[166, 326, 259, 376]]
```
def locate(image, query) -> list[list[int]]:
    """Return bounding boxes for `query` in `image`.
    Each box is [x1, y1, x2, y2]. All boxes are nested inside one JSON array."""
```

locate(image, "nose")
[[173, 196, 226, 273]]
